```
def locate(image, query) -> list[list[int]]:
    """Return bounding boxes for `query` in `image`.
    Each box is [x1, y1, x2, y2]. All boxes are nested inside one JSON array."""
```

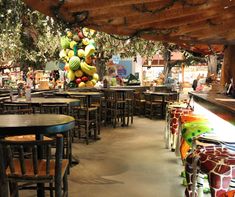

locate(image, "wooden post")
[[221, 45, 235, 86], [207, 55, 217, 76], [181, 63, 185, 83]]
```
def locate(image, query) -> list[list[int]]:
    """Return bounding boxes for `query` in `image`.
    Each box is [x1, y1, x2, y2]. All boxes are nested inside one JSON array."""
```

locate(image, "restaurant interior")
[[0, 0, 235, 197]]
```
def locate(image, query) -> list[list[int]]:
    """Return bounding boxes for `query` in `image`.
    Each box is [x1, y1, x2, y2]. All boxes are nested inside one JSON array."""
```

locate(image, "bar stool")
[[185, 142, 235, 197], [169, 107, 192, 151], [219, 190, 235, 197], [90, 94, 103, 135], [125, 90, 134, 125], [179, 114, 209, 161], [104, 90, 126, 128], [134, 91, 146, 116], [144, 93, 162, 119], [40, 103, 72, 166], [71, 96, 98, 144], [164, 101, 189, 149]]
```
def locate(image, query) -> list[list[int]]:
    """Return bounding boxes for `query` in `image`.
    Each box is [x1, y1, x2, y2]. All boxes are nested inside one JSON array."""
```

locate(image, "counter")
[[189, 92, 235, 125]]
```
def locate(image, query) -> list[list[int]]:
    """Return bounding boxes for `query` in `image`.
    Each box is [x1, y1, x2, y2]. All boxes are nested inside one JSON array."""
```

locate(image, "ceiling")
[[23, 0, 235, 51]]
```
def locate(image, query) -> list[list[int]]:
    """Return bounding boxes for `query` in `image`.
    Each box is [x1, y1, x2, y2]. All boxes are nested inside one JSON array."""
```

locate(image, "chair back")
[[144, 93, 152, 103], [125, 90, 134, 101], [166, 92, 179, 102], [70, 95, 88, 108], [40, 103, 69, 115], [0, 135, 64, 181], [104, 90, 116, 101], [2, 103, 33, 114]]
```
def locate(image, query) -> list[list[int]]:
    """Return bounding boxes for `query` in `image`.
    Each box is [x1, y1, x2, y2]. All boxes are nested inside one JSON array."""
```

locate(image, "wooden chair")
[[0, 134, 69, 197]]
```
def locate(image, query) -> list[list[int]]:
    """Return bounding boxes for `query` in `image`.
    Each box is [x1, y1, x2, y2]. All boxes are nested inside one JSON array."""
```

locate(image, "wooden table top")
[[144, 91, 178, 96], [102, 88, 134, 92], [55, 91, 103, 96], [4, 97, 80, 105], [0, 114, 75, 136]]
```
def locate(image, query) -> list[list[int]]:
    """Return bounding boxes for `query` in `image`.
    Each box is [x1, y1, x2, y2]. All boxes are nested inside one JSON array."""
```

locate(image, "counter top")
[[189, 92, 235, 125]]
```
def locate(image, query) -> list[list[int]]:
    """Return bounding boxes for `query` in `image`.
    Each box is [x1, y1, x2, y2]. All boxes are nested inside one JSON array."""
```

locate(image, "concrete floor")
[[23, 117, 187, 197], [68, 117, 186, 197]]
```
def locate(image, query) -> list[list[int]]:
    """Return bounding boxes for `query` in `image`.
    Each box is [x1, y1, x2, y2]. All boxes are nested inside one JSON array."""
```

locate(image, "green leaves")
[[0, 0, 63, 68]]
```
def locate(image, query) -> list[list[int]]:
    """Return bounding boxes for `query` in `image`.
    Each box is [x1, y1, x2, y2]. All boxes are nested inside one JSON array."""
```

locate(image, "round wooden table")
[[4, 97, 80, 106], [0, 114, 75, 136], [55, 91, 103, 107], [0, 114, 75, 197], [3, 97, 80, 114]]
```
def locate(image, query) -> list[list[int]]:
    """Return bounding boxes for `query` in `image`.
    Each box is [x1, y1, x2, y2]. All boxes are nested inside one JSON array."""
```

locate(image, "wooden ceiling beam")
[[172, 10, 235, 36], [134, 7, 235, 28], [22, 0, 235, 45], [64, 0, 163, 11], [68, 0, 179, 18], [125, 1, 235, 27], [186, 18, 235, 39], [135, 10, 220, 30]]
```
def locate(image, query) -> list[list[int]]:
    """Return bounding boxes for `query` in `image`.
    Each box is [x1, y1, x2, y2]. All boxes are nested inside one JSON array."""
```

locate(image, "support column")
[[221, 45, 235, 86], [207, 55, 217, 76]]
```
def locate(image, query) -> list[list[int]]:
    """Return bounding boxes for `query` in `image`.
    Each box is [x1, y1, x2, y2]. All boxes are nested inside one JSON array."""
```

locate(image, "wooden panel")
[[22, 0, 235, 45]]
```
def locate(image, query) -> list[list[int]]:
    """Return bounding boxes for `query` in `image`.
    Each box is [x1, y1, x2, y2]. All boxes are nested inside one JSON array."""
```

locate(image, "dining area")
[[0, 87, 141, 196], [0, 86, 182, 197]]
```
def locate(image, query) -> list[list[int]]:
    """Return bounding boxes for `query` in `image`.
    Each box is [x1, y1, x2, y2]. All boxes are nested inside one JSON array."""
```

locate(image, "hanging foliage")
[[0, 0, 65, 69]]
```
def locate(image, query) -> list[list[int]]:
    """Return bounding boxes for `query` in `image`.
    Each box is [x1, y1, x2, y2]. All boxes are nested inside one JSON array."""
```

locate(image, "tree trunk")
[[221, 45, 235, 86], [163, 49, 171, 83], [207, 55, 217, 76]]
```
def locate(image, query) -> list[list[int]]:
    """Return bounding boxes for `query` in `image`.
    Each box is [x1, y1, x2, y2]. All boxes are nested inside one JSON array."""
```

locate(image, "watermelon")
[[60, 36, 70, 49], [69, 56, 80, 71]]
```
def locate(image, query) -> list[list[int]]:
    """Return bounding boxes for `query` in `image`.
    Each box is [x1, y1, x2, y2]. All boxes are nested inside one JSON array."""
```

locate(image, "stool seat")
[[5, 135, 52, 141], [185, 144, 235, 197]]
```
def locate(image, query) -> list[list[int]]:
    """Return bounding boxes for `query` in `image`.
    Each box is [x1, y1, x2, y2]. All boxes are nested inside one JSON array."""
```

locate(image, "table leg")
[[161, 96, 165, 119], [36, 134, 45, 197], [0, 155, 8, 197]]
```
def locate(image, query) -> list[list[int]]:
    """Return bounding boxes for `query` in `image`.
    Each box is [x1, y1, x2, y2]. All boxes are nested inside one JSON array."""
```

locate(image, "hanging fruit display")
[[59, 28, 99, 88]]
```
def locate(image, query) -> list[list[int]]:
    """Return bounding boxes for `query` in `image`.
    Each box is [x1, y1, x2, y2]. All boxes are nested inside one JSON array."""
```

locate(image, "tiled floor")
[[22, 116, 194, 197]]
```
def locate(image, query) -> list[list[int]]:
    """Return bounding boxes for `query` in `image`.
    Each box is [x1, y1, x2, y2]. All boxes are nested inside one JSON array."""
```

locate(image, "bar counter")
[[189, 91, 235, 125]]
